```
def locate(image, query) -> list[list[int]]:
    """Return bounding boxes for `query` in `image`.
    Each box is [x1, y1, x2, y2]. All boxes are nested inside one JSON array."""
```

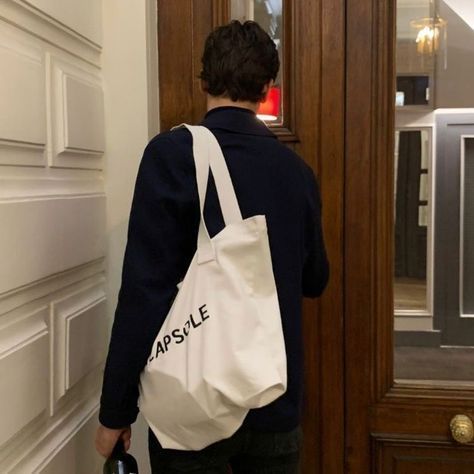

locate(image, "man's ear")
[[260, 80, 274, 102], [199, 78, 208, 94]]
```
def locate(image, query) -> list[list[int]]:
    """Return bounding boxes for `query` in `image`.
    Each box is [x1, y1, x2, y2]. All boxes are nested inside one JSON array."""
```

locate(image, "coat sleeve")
[[99, 136, 199, 428], [302, 168, 329, 298]]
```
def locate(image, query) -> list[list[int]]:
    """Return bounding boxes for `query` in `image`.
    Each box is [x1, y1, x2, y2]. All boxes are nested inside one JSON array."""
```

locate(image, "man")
[[96, 20, 328, 473]]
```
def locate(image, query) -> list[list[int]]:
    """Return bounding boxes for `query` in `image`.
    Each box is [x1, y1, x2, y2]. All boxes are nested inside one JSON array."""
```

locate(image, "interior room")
[[394, 0, 474, 384], [1, 0, 474, 472]]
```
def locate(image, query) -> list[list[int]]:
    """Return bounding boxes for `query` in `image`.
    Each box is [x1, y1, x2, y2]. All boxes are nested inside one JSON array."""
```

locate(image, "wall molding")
[[0, 390, 100, 472], [0, 306, 49, 448], [0, 194, 106, 295], [51, 283, 106, 413], [0, 0, 106, 469], [0, 175, 104, 200], [146, 0, 160, 139], [0, 30, 47, 166], [16, 0, 101, 48], [0, 1, 101, 67], [49, 54, 104, 170], [0, 140, 46, 167], [0, 257, 105, 317]]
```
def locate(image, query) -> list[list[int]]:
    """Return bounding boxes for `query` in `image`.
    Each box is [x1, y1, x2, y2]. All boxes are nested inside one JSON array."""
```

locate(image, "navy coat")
[[99, 106, 329, 432]]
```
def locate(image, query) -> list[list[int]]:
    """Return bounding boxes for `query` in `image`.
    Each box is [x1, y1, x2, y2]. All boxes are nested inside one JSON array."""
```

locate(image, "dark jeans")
[[148, 426, 302, 473]]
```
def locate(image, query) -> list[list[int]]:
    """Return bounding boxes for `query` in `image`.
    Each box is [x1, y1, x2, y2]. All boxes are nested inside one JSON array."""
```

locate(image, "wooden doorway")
[[156, 0, 474, 472], [156, 1, 344, 472], [345, 0, 474, 472]]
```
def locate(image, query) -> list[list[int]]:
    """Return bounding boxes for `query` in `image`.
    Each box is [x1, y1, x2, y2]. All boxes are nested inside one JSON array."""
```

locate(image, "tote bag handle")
[[180, 125, 243, 264]]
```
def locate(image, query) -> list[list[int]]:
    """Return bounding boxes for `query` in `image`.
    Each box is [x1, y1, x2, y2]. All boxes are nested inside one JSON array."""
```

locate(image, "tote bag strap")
[[180, 124, 215, 264], [173, 124, 243, 263], [199, 127, 243, 226]]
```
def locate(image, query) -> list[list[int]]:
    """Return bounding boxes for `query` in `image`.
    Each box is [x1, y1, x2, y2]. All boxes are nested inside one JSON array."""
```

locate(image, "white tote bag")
[[138, 124, 287, 451]]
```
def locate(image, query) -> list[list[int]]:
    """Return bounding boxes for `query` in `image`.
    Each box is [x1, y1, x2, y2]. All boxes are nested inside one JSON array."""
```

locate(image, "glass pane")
[[230, 0, 284, 124], [394, 0, 474, 386]]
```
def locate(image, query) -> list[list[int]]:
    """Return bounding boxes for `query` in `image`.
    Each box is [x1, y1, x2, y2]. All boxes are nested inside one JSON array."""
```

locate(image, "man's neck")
[[206, 96, 258, 114]]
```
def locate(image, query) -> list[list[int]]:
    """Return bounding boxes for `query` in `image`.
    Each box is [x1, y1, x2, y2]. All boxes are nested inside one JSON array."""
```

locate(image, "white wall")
[[0, 0, 159, 471], [0, 0, 106, 472], [102, 1, 159, 472]]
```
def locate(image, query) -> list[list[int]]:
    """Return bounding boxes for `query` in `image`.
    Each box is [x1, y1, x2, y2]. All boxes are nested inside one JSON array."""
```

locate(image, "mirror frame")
[[393, 126, 434, 323]]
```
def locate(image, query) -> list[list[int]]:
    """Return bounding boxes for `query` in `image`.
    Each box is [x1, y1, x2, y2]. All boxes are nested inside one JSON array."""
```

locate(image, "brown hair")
[[200, 20, 279, 102]]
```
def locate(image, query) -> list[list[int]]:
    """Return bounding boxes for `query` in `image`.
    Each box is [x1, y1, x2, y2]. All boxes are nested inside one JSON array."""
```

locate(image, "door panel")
[[156, 1, 344, 472], [346, 0, 474, 471], [376, 441, 474, 474]]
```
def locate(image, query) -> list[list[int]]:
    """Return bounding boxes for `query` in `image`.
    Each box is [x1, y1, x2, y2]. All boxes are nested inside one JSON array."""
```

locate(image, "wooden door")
[[156, 1, 344, 472], [345, 0, 474, 472], [157, 0, 474, 472]]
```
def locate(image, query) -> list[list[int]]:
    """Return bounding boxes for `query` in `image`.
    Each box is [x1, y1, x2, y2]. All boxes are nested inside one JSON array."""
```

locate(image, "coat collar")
[[200, 106, 277, 138]]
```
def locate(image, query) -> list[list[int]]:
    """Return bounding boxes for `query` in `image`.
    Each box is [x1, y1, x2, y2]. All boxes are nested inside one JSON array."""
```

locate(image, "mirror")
[[394, 0, 474, 386], [394, 129, 431, 315]]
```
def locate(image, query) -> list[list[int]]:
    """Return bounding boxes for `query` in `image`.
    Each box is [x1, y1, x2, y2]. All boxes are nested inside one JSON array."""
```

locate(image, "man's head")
[[200, 20, 280, 104]]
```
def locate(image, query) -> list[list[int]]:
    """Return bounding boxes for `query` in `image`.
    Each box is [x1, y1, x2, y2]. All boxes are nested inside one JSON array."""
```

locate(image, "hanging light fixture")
[[410, 16, 447, 55]]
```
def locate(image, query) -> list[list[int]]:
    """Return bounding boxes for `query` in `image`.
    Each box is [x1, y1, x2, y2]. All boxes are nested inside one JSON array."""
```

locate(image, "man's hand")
[[95, 424, 131, 458]]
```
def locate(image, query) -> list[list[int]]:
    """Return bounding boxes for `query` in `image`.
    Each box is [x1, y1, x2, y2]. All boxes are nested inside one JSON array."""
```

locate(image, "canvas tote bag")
[[138, 124, 287, 451]]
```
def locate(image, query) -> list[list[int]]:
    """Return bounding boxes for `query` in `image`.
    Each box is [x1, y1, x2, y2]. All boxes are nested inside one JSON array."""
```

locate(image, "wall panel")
[[0, 0, 155, 470], [38, 413, 102, 474], [0, 195, 105, 295], [0, 31, 46, 166], [18, 0, 102, 46], [50, 55, 104, 169], [63, 75, 105, 154], [66, 299, 107, 390], [0, 306, 49, 447], [51, 284, 106, 408]]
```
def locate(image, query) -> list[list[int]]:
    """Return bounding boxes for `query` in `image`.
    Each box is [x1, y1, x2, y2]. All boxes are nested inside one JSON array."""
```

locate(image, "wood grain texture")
[[374, 438, 474, 474], [344, 0, 377, 469], [157, 0, 194, 130], [345, 0, 396, 471], [301, 0, 345, 471], [292, 0, 323, 469]]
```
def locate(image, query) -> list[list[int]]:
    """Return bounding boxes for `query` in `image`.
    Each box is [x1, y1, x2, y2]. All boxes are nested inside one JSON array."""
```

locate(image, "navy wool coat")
[[99, 106, 329, 433]]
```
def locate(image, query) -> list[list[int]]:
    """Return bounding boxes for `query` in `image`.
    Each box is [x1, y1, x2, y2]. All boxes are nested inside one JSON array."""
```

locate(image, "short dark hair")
[[200, 20, 279, 103]]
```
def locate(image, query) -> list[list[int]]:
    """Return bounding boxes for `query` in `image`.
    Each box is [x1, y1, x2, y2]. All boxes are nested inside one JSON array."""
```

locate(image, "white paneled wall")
[[0, 0, 105, 472]]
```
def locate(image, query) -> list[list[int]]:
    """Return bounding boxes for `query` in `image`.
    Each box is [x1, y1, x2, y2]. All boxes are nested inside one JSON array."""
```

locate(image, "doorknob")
[[450, 415, 474, 444]]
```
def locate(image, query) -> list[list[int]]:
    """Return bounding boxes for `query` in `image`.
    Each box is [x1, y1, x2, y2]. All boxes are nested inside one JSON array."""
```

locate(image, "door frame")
[[345, 0, 474, 471], [344, 0, 396, 469]]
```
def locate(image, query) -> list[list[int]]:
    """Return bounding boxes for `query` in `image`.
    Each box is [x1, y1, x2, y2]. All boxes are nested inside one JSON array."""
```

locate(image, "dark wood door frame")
[[344, 0, 396, 470], [346, 0, 474, 471]]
